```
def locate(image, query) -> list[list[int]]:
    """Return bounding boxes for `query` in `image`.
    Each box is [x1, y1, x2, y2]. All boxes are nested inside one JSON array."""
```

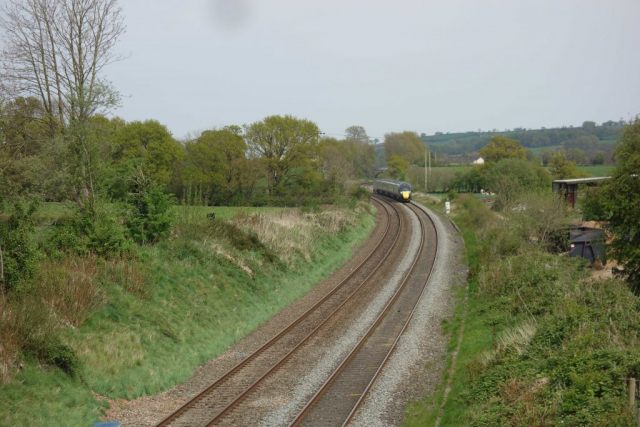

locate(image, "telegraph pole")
[[424, 148, 428, 192]]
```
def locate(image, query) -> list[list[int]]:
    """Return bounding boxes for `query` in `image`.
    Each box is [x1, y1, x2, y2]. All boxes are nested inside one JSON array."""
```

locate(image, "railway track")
[[156, 196, 405, 427], [289, 201, 438, 426]]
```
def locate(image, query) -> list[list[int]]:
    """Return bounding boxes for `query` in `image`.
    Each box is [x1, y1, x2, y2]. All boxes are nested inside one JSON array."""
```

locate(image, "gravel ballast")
[[253, 203, 423, 426], [350, 201, 467, 427]]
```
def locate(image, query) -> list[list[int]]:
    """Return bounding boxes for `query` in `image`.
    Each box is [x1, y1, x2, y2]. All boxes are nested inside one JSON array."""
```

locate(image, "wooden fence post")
[[631, 378, 637, 412]]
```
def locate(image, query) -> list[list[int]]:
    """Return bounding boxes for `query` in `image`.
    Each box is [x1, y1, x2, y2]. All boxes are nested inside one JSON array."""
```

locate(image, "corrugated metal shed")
[[569, 226, 606, 265]]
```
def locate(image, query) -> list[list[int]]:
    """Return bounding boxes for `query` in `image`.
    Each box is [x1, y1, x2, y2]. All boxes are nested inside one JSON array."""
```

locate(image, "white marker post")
[[445, 201, 451, 214]]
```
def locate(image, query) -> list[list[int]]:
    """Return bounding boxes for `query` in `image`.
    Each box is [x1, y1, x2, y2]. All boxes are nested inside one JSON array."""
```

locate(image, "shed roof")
[[552, 177, 611, 185]]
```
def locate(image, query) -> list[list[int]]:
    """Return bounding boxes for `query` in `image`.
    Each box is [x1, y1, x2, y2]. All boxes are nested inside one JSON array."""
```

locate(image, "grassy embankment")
[[405, 193, 639, 426], [0, 200, 376, 426]]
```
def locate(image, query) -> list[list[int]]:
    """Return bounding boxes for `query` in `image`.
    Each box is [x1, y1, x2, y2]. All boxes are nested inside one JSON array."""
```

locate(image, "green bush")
[[45, 199, 133, 258], [349, 186, 370, 200], [0, 199, 40, 292], [125, 175, 175, 244], [456, 190, 640, 426], [580, 186, 608, 221]]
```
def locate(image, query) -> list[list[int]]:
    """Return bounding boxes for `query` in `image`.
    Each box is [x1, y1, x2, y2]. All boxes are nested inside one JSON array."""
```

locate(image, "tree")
[[600, 118, 640, 289], [478, 136, 527, 163], [387, 154, 408, 180], [549, 153, 589, 179], [345, 125, 369, 143], [243, 115, 320, 195], [319, 137, 355, 186], [564, 148, 586, 164], [485, 158, 550, 210], [590, 152, 605, 165], [112, 120, 184, 188], [183, 128, 247, 203], [1, 0, 126, 214], [384, 131, 425, 165], [0, 0, 126, 127]]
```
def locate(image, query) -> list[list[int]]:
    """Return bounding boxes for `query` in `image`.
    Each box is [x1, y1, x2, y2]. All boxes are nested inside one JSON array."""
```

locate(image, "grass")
[[577, 165, 615, 176], [0, 201, 377, 425], [405, 195, 490, 426]]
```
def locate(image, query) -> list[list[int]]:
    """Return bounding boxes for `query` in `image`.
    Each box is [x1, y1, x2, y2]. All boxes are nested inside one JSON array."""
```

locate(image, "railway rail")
[[289, 201, 437, 426], [156, 196, 404, 427]]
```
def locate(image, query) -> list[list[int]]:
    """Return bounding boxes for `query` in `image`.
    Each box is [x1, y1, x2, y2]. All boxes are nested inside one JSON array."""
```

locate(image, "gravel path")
[[350, 201, 467, 427]]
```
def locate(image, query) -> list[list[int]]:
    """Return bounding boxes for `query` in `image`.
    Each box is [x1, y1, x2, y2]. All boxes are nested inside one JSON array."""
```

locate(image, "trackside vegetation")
[[405, 192, 640, 426], [0, 200, 376, 425]]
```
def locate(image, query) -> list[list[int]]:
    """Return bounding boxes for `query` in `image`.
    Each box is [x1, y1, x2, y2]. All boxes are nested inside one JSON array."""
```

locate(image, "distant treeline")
[[422, 120, 625, 162]]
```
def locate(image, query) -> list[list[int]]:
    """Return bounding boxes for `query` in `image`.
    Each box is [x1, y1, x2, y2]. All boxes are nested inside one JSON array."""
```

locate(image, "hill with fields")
[[420, 120, 624, 165]]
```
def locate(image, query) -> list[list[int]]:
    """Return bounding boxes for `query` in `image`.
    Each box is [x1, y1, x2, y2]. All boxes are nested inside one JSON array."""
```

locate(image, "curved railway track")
[[289, 201, 438, 426], [156, 196, 404, 427]]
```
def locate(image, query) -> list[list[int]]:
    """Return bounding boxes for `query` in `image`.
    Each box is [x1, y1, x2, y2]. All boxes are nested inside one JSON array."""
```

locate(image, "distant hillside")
[[421, 120, 624, 158]]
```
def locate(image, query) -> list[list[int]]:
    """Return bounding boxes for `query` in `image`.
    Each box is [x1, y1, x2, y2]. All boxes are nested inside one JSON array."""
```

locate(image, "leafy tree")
[[485, 158, 551, 210], [590, 152, 605, 165], [451, 167, 485, 193], [549, 154, 590, 179], [243, 115, 320, 195], [112, 120, 184, 187], [478, 136, 527, 163], [320, 138, 355, 186], [183, 128, 247, 204], [387, 154, 409, 180], [384, 131, 425, 165], [564, 148, 586, 164], [345, 125, 369, 143], [600, 118, 640, 288]]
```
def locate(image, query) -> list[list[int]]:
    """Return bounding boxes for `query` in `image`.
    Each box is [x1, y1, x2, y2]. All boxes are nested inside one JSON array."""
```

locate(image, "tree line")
[[423, 120, 624, 165]]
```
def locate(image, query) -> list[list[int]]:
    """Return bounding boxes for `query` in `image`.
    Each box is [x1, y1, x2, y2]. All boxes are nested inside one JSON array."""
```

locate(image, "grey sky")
[[6, 0, 640, 140]]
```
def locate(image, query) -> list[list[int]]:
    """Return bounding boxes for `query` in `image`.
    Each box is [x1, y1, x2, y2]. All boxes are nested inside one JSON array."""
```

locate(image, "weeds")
[[409, 190, 640, 427], [39, 255, 105, 327]]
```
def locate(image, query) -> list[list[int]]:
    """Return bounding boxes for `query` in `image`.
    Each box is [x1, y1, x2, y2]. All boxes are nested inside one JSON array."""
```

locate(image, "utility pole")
[[424, 148, 428, 192]]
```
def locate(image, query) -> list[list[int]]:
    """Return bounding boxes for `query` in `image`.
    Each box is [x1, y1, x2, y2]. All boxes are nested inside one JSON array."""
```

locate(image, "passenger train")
[[373, 179, 412, 202]]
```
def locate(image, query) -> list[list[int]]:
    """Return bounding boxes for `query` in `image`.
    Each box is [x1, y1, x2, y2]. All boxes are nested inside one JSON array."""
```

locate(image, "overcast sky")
[[5, 0, 640, 140]]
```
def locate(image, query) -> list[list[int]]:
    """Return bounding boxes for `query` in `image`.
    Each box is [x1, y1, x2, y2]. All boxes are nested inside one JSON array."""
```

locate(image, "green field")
[[577, 165, 615, 176]]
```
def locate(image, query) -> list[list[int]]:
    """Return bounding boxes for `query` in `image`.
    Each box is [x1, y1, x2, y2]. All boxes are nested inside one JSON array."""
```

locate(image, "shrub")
[[125, 173, 175, 244], [0, 199, 40, 293], [349, 185, 370, 200], [46, 199, 134, 258], [580, 186, 608, 221]]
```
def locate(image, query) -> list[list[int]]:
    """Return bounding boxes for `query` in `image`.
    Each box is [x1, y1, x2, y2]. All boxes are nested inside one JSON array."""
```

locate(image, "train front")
[[399, 182, 412, 201]]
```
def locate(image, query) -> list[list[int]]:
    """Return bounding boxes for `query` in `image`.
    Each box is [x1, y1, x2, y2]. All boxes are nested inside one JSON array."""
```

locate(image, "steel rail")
[[289, 199, 437, 427], [202, 195, 404, 426], [156, 196, 401, 427]]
